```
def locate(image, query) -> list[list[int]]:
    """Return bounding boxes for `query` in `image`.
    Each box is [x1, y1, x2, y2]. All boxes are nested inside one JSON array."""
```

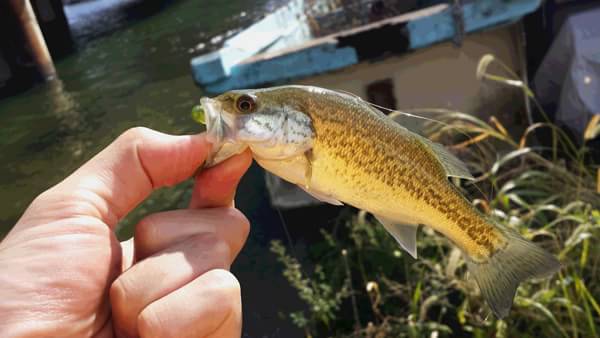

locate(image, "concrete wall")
[[296, 24, 526, 130]]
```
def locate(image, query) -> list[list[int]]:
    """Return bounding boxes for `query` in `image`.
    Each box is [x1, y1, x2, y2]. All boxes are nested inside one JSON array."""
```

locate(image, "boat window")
[[366, 78, 396, 112]]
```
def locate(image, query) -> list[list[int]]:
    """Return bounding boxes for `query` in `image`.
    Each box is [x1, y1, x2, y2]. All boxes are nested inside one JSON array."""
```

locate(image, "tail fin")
[[466, 224, 560, 318]]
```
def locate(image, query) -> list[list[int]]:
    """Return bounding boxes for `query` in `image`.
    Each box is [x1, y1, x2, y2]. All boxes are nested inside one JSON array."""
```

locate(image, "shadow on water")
[[0, 0, 325, 336]]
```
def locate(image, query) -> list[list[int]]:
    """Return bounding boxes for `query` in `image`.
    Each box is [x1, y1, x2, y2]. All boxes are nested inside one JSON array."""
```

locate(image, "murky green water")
[[0, 0, 269, 234]]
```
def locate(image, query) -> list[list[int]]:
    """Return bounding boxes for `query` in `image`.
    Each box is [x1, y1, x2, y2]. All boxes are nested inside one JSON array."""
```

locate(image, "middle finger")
[[133, 208, 249, 261]]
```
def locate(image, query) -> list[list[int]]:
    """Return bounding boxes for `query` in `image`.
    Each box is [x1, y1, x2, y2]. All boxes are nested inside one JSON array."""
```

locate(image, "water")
[[0, 0, 265, 232], [0, 0, 313, 336]]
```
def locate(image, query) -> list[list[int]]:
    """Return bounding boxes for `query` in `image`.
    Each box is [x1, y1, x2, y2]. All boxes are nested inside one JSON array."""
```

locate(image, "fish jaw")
[[200, 97, 248, 167]]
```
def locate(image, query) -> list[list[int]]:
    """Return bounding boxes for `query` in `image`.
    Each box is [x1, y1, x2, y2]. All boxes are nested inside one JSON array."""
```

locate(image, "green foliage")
[[270, 55, 600, 337], [270, 240, 350, 331]]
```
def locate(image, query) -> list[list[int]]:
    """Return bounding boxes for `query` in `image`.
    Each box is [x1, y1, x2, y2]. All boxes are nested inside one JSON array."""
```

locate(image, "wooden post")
[[9, 0, 56, 80]]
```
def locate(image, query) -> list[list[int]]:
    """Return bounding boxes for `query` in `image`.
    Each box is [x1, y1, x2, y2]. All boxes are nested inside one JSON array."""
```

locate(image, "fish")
[[194, 85, 560, 318]]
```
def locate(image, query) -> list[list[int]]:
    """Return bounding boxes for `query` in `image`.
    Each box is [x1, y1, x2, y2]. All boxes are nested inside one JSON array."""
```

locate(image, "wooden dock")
[[0, 0, 72, 98]]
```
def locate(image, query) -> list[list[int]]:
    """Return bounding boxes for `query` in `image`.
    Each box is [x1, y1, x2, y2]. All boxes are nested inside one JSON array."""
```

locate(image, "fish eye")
[[236, 94, 256, 113]]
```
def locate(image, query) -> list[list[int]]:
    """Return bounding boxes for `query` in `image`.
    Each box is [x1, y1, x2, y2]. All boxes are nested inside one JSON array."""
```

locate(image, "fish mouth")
[[200, 97, 224, 146], [199, 97, 247, 167], [200, 97, 225, 167]]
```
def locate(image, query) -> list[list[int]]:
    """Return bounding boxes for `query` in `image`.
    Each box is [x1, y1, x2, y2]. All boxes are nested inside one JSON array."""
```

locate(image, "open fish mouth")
[[200, 97, 224, 147], [199, 97, 247, 167]]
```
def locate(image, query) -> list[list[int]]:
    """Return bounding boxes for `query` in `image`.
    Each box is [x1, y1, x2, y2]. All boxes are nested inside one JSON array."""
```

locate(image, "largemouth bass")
[[196, 85, 560, 318]]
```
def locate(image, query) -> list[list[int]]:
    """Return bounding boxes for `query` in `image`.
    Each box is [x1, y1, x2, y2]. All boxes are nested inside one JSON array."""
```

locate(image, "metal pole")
[[516, 22, 533, 126], [9, 0, 56, 81]]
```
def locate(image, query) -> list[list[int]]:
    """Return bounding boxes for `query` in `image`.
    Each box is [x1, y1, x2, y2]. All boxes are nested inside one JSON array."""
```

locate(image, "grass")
[[270, 55, 600, 337]]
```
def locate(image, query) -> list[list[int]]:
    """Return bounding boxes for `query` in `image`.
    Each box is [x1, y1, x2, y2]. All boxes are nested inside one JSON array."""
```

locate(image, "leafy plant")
[[270, 55, 600, 337]]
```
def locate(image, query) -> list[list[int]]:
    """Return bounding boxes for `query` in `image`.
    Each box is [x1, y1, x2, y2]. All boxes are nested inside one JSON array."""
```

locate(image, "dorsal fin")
[[331, 88, 473, 180], [419, 136, 474, 180], [331, 88, 363, 100]]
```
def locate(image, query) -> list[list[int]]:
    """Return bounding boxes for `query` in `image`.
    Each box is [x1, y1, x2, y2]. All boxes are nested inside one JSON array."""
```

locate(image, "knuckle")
[[218, 207, 250, 255], [138, 306, 167, 338], [134, 214, 159, 248], [121, 126, 152, 141], [208, 269, 242, 306], [109, 279, 125, 304], [110, 276, 142, 337], [226, 207, 250, 238], [109, 277, 132, 311], [28, 186, 70, 214], [215, 207, 250, 236], [30, 186, 55, 205]]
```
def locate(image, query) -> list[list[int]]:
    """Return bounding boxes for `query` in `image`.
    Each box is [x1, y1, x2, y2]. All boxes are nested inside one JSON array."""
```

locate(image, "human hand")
[[0, 127, 253, 338]]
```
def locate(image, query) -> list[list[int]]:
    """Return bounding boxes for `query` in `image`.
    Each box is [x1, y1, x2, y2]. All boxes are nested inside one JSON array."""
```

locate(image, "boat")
[[190, 0, 542, 207]]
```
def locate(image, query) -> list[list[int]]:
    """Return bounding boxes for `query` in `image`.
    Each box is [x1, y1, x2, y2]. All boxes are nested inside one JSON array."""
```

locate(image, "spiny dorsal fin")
[[331, 88, 363, 101], [331, 88, 473, 180], [419, 136, 474, 180]]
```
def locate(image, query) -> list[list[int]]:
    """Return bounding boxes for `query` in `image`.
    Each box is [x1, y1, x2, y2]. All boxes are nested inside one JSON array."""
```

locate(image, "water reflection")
[[0, 0, 281, 232], [48, 79, 78, 127], [48, 79, 93, 159]]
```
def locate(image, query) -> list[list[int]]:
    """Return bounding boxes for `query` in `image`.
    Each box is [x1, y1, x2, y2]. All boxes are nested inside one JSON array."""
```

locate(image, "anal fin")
[[375, 215, 419, 258]]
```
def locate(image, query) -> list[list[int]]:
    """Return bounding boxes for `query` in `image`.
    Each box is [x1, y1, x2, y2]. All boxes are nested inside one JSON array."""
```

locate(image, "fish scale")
[[303, 90, 504, 260], [198, 85, 560, 318]]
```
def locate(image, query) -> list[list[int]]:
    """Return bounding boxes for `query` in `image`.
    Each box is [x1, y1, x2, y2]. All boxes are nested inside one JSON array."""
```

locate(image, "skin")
[[0, 127, 253, 338]]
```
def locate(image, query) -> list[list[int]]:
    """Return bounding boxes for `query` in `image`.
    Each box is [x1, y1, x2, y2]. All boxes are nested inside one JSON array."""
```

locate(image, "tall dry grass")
[[271, 55, 600, 338]]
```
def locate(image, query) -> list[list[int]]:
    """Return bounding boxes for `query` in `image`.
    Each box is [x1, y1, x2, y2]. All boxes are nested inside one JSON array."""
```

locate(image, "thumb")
[[13, 127, 211, 232]]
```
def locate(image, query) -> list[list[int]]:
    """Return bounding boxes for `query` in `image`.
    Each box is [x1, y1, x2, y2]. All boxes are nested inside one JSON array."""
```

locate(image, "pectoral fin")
[[375, 215, 419, 258], [300, 186, 343, 206]]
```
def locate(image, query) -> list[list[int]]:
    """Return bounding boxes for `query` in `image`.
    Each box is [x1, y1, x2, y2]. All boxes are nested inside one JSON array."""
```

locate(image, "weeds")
[[270, 55, 600, 337]]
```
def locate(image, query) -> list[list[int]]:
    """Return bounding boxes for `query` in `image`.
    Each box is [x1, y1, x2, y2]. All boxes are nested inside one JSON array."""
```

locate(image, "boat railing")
[[304, 0, 426, 37]]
